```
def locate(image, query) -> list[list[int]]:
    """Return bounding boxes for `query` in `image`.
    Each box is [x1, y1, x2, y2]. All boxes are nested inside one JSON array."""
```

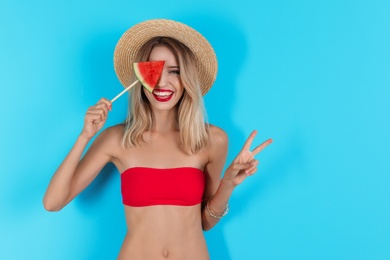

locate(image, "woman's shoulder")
[[207, 124, 228, 147], [94, 124, 125, 146], [102, 123, 125, 135], [204, 124, 228, 172]]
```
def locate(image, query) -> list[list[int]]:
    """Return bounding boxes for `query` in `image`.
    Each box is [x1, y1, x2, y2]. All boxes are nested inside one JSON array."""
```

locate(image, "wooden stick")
[[111, 80, 139, 103]]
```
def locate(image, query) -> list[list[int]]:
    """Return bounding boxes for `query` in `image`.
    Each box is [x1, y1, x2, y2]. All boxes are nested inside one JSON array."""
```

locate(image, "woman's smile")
[[152, 89, 174, 102]]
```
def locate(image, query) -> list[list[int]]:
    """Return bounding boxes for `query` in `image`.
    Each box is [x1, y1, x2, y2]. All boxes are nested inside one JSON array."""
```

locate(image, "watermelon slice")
[[133, 60, 165, 92]]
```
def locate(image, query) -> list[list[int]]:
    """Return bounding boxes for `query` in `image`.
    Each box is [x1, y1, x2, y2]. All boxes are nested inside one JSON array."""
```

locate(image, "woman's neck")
[[151, 109, 178, 133]]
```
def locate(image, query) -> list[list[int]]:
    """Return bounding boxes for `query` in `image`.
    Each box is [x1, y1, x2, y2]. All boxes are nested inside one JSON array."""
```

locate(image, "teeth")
[[154, 91, 173, 97]]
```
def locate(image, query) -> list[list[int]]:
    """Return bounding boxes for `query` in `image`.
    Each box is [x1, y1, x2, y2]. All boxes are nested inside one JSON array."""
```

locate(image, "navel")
[[163, 249, 169, 258]]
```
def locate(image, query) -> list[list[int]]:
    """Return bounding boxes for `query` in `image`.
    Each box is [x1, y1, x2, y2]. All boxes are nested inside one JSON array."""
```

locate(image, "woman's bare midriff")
[[117, 204, 209, 260]]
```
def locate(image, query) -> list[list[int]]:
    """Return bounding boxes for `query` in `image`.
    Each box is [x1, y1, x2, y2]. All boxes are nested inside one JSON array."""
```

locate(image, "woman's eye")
[[169, 70, 180, 75]]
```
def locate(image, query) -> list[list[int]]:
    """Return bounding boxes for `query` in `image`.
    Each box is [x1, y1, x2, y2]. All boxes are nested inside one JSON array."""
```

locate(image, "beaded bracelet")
[[206, 199, 229, 219]]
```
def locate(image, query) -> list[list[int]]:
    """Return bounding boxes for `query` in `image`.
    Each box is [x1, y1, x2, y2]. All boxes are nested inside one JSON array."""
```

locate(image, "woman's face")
[[143, 45, 184, 111]]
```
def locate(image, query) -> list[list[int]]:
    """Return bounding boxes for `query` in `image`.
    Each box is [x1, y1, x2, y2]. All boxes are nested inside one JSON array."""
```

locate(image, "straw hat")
[[113, 19, 217, 96]]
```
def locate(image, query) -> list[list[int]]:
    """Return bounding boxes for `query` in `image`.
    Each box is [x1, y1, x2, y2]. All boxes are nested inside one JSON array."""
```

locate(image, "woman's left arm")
[[202, 128, 272, 231]]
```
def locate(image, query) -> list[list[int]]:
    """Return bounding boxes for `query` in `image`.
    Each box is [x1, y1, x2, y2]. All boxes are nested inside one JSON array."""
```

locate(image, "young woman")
[[43, 19, 272, 259]]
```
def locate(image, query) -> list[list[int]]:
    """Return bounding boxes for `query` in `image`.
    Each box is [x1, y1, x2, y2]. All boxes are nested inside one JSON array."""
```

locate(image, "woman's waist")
[[124, 204, 203, 232], [120, 205, 208, 259], [123, 227, 206, 246], [120, 230, 208, 260]]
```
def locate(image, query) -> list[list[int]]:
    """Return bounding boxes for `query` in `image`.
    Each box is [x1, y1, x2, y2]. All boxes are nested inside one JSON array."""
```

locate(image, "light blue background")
[[1, 0, 389, 259]]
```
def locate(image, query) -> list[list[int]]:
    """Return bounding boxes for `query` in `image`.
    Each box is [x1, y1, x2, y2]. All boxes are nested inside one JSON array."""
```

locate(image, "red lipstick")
[[152, 89, 173, 102]]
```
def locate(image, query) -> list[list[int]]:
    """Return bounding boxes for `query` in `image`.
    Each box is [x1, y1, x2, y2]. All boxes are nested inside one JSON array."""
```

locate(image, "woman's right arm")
[[43, 98, 112, 212]]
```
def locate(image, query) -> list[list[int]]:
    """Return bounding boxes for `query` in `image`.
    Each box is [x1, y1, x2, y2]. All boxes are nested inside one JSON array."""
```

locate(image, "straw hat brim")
[[113, 19, 217, 96]]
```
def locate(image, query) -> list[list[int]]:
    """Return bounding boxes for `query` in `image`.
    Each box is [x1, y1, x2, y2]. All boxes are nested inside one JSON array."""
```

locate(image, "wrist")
[[221, 177, 236, 190], [206, 198, 229, 219], [78, 133, 92, 143]]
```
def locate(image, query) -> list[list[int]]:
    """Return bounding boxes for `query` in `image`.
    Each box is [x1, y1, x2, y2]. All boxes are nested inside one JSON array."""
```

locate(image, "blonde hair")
[[122, 37, 209, 154]]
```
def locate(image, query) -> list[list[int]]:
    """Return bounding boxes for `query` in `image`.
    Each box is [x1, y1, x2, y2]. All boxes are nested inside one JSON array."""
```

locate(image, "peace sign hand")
[[224, 130, 272, 187]]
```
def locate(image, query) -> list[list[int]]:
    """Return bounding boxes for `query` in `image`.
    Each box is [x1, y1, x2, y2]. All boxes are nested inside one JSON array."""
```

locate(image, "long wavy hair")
[[122, 37, 209, 154]]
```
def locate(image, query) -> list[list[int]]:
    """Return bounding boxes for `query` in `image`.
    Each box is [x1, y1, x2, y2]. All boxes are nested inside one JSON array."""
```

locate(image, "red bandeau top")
[[120, 167, 205, 207]]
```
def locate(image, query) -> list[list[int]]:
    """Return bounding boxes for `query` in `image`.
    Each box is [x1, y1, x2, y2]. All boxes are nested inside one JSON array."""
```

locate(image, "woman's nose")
[[157, 69, 168, 87]]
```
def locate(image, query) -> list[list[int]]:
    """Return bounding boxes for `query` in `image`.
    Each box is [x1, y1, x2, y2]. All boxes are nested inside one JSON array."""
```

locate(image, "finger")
[[246, 168, 257, 176], [87, 109, 106, 119], [86, 110, 107, 122], [97, 101, 110, 112], [231, 162, 254, 172], [241, 130, 258, 152], [252, 138, 273, 156], [86, 111, 106, 120], [90, 103, 109, 116], [245, 160, 258, 174], [86, 114, 104, 124], [89, 106, 108, 117], [98, 98, 112, 111]]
